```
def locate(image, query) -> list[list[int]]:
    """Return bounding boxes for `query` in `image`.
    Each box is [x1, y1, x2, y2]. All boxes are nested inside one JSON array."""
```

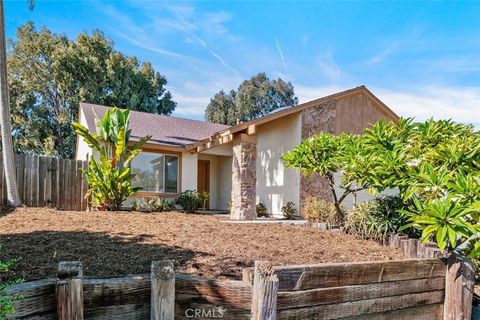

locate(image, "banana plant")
[[72, 107, 150, 210]]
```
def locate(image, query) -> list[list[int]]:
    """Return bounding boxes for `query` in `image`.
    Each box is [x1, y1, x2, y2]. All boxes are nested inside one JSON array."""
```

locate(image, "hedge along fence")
[[7, 257, 474, 320], [0, 152, 89, 210]]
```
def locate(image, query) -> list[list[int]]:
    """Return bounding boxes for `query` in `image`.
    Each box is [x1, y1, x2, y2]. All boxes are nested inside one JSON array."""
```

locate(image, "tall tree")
[[205, 72, 298, 125], [0, 0, 29, 207], [7, 23, 176, 158], [204, 90, 237, 125]]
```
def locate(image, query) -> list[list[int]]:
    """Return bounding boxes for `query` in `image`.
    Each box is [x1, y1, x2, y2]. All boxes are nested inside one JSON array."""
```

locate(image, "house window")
[[131, 152, 179, 194]]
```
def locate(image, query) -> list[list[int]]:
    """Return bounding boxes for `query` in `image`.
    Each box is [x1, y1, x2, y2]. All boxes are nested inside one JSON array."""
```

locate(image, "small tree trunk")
[[0, 0, 21, 207]]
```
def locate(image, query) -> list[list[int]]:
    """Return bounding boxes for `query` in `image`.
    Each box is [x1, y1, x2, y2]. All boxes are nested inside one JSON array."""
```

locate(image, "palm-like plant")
[[72, 107, 150, 210]]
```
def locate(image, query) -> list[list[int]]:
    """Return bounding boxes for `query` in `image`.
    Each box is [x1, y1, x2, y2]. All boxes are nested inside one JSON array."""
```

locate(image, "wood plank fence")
[[0, 152, 88, 210], [7, 257, 474, 320]]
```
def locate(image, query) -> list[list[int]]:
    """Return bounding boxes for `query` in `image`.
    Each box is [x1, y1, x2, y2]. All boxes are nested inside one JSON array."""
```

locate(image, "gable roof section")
[[79, 103, 229, 148], [186, 85, 399, 151], [79, 86, 399, 152]]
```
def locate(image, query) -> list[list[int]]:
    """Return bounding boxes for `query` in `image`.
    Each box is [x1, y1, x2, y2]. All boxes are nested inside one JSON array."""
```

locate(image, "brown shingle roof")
[[80, 103, 230, 147]]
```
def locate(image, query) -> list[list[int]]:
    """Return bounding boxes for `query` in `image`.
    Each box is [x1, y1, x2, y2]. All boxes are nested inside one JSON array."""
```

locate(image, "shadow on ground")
[[0, 230, 213, 282]]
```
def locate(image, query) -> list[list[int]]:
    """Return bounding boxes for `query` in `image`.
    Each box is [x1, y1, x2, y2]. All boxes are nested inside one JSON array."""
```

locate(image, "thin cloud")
[[165, 4, 242, 78], [92, 2, 189, 60], [374, 85, 480, 125], [275, 37, 289, 77], [316, 50, 341, 81], [366, 43, 399, 65]]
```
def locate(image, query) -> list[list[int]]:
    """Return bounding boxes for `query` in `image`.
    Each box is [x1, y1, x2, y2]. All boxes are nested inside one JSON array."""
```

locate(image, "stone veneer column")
[[231, 133, 256, 220]]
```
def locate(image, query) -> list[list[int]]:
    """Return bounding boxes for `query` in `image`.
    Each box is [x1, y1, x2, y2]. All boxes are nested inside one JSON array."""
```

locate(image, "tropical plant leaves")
[[72, 107, 150, 210]]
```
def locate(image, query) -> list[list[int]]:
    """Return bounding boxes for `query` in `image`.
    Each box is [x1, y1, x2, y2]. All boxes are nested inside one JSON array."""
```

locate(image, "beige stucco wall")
[[256, 113, 302, 217], [75, 108, 93, 161], [181, 152, 198, 192], [202, 143, 233, 156], [216, 156, 232, 211]]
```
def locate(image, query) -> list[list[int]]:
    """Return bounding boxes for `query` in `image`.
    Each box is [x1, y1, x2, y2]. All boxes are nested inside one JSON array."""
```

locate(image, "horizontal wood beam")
[[242, 258, 445, 291], [195, 134, 233, 153]]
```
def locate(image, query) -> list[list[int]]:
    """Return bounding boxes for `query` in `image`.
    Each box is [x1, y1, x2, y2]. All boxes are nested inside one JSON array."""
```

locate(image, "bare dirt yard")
[[1, 207, 404, 282]]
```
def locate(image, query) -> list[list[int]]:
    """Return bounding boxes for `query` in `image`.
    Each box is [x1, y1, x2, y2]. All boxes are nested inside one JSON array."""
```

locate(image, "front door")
[[197, 160, 210, 209]]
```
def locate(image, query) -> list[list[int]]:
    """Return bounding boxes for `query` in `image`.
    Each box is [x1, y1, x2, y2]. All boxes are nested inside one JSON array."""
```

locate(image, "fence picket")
[[0, 155, 5, 207], [25, 154, 32, 206], [32, 155, 39, 207], [81, 160, 88, 211], [73, 160, 80, 211], [38, 156, 46, 207], [65, 159, 72, 211], [45, 157, 52, 206], [51, 157, 58, 208], [16, 154, 25, 203]]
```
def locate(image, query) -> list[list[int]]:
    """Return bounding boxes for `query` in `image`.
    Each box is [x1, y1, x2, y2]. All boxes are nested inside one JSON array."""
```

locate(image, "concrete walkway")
[[221, 219, 308, 225]]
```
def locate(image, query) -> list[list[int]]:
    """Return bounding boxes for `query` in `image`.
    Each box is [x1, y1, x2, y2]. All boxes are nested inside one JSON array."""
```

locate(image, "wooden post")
[[251, 261, 279, 320], [444, 253, 475, 320], [56, 261, 83, 320], [403, 239, 419, 258], [151, 260, 175, 320]]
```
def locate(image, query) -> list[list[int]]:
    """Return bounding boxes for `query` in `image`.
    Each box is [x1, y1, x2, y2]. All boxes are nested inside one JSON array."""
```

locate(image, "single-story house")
[[75, 85, 399, 219]]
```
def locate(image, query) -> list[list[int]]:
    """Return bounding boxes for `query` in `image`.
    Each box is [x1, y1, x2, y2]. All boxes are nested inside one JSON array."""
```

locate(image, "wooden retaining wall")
[[0, 152, 88, 210], [8, 269, 252, 319], [7, 257, 473, 319], [243, 259, 447, 320]]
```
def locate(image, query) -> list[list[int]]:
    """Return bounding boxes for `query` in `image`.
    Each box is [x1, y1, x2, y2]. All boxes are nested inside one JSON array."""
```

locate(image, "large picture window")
[[131, 152, 179, 194]]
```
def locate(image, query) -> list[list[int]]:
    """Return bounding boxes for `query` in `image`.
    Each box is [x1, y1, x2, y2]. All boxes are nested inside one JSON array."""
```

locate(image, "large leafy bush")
[[284, 117, 480, 257], [73, 107, 150, 210], [359, 119, 480, 255]]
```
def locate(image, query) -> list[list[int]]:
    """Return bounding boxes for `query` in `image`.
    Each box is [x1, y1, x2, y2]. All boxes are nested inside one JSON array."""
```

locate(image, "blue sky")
[[5, 1, 480, 126]]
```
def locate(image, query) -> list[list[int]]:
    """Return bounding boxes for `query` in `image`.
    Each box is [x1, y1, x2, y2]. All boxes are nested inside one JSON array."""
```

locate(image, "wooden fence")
[[0, 152, 89, 211], [7, 257, 474, 320]]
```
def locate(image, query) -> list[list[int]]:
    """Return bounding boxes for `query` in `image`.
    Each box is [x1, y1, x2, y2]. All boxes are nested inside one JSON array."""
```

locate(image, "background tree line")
[[6, 22, 176, 158], [4, 23, 299, 159]]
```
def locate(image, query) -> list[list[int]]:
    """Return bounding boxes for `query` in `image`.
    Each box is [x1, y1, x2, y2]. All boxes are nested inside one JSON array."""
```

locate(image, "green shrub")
[[303, 197, 345, 226], [345, 195, 415, 242], [281, 201, 297, 219], [73, 107, 150, 211], [1, 259, 22, 318], [131, 198, 175, 212], [345, 202, 376, 240], [176, 190, 204, 213], [256, 202, 268, 217], [198, 192, 209, 213]]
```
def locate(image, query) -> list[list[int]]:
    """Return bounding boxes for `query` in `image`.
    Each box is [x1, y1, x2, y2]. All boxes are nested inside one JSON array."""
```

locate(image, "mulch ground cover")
[[0, 207, 404, 282]]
